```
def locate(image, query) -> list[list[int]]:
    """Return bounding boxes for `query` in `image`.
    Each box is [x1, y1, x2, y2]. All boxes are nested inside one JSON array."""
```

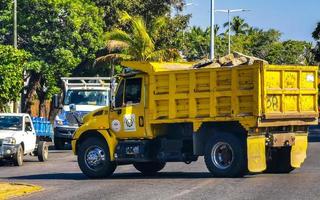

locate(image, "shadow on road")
[[308, 135, 320, 142], [8, 172, 251, 181]]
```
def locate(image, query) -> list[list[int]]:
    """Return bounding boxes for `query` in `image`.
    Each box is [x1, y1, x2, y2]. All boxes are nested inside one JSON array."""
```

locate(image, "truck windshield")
[[64, 90, 108, 106], [0, 116, 23, 131]]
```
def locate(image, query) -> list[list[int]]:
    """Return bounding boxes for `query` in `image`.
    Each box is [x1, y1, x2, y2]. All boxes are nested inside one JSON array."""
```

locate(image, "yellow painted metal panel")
[[291, 133, 308, 168], [247, 135, 266, 172], [263, 65, 318, 119]]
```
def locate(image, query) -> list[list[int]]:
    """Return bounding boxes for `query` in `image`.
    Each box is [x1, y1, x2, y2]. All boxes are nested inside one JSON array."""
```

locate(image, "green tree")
[[182, 27, 210, 60], [0, 1, 13, 44], [0, 45, 29, 111], [13, 0, 105, 116], [223, 16, 249, 35], [98, 11, 180, 62], [74, 0, 189, 76], [181, 26, 228, 61], [90, 0, 186, 31], [312, 22, 320, 63]]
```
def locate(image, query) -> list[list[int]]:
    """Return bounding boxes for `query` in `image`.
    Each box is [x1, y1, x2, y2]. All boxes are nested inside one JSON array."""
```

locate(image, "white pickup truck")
[[0, 113, 48, 166]]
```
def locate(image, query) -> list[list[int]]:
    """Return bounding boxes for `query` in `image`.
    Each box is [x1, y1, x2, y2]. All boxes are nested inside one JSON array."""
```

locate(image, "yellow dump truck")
[[71, 60, 318, 178]]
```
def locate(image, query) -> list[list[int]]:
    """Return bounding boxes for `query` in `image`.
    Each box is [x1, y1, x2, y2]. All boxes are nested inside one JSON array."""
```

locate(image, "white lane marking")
[[166, 179, 217, 200]]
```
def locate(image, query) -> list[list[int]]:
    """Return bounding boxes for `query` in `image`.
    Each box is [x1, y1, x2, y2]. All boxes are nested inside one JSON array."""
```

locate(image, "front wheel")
[[78, 137, 116, 178], [204, 133, 246, 177], [133, 162, 166, 176], [13, 144, 24, 166]]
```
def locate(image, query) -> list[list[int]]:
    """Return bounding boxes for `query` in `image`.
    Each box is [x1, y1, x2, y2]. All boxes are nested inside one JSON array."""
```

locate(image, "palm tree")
[[97, 11, 175, 62], [247, 27, 263, 35], [214, 24, 220, 36], [223, 16, 249, 35], [312, 22, 320, 40]]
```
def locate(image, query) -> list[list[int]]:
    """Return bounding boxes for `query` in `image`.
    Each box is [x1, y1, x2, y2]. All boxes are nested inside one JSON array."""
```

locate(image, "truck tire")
[[37, 141, 49, 162], [204, 133, 246, 177], [266, 147, 294, 173], [13, 144, 24, 166], [78, 137, 116, 178], [54, 137, 65, 150], [133, 162, 166, 176]]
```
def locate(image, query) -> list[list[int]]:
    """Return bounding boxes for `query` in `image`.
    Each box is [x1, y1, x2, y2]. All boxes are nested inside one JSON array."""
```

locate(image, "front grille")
[[55, 127, 76, 135]]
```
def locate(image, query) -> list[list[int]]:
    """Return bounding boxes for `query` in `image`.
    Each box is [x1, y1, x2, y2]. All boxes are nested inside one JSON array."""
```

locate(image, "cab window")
[[124, 78, 142, 105], [25, 117, 32, 132], [115, 80, 124, 108]]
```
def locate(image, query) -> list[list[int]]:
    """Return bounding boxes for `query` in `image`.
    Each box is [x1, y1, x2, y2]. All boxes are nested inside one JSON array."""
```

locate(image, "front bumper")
[[54, 126, 77, 140], [0, 144, 18, 159]]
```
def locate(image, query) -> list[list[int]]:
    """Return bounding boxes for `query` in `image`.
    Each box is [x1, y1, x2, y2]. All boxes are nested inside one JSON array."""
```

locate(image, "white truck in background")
[[0, 113, 48, 166], [53, 77, 111, 149]]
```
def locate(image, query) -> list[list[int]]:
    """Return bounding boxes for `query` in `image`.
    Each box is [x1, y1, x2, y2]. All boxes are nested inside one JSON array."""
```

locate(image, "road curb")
[[0, 182, 42, 200]]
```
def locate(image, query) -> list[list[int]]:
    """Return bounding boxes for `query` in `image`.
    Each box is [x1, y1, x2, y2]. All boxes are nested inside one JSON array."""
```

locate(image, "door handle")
[[139, 116, 144, 127]]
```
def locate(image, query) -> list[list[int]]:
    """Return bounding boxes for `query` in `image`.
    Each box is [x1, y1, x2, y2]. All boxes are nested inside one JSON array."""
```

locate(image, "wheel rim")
[[211, 142, 234, 170], [44, 145, 49, 160], [18, 147, 23, 164], [84, 146, 106, 171]]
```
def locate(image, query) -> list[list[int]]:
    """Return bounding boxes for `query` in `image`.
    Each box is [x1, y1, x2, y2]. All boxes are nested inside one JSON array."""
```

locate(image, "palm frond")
[[106, 29, 133, 46], [118, 11, 132, 24], [95, 53, 132, 65], [149, 16, 167, 37], [106, 40, 129, 53]]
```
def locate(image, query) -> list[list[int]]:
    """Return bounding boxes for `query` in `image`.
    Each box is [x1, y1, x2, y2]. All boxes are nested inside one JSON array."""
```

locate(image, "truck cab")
[[54, 77, 111, 149], [0, 113, 48, 166]]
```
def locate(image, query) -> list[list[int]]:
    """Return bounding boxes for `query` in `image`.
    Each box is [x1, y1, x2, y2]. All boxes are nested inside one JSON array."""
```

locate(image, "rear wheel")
[[133, 162, 166, 176], [266, 147, 294, 173], [204, 133, 246, 177], [78, 137, 116, 178], [13, 145, 24, 166], [37, 141, 49, 162], [54, 137, 65, 150]]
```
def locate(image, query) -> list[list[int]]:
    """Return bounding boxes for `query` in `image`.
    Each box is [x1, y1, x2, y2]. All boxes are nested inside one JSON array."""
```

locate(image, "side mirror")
[[53, 94, 60, 109], [25, 126, 32, 132]]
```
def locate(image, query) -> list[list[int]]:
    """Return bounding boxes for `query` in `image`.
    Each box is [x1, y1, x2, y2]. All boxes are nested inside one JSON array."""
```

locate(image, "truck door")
[[110, 75, 147, 139], [24, 116, 36, 153]]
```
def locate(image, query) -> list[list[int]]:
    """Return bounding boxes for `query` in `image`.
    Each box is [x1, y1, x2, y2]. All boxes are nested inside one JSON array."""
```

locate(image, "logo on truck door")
[[111, 120, 121, 132], [124, 114, 136, 132]]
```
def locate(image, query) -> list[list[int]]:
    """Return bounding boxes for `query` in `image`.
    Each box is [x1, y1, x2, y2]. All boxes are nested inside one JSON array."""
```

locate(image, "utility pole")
[[210, 0, 215, 60], [13, 0, 18, 113], [13, 0, 17, 48], [215, 9, 250, 54]]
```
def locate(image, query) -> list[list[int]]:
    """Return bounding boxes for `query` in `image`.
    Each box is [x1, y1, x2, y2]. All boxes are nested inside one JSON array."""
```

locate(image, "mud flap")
[[291, 133, 308, 168], [247, 136, 266, 172]]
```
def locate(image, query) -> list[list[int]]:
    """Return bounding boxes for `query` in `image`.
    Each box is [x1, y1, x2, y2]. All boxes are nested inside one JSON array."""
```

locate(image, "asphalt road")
[[1, 141, 320, 200]]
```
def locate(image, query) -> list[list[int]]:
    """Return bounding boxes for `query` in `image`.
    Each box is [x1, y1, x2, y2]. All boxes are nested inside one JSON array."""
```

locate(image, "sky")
[[182, 0, 319, 42]]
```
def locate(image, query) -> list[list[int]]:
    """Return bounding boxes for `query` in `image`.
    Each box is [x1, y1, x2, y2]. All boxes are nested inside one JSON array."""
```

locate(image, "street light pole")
[[210, 0, 215, 60], [215, 9, 250, 54]]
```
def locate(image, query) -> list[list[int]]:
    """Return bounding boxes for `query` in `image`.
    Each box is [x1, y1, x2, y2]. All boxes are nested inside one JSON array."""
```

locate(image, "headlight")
[[3, 137, 16, 145]]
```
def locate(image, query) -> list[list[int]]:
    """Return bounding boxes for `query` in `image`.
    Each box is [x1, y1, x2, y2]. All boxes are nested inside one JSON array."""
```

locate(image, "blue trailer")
[[32, 117, 54, 142]]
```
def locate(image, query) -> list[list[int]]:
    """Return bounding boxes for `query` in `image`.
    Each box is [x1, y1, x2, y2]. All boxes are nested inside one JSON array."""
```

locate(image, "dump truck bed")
[[122, 61, 318, 129]]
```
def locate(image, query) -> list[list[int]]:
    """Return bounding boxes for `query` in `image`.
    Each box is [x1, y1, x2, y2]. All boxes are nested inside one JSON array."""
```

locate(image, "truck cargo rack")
[[61, 77, 111, 90]]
